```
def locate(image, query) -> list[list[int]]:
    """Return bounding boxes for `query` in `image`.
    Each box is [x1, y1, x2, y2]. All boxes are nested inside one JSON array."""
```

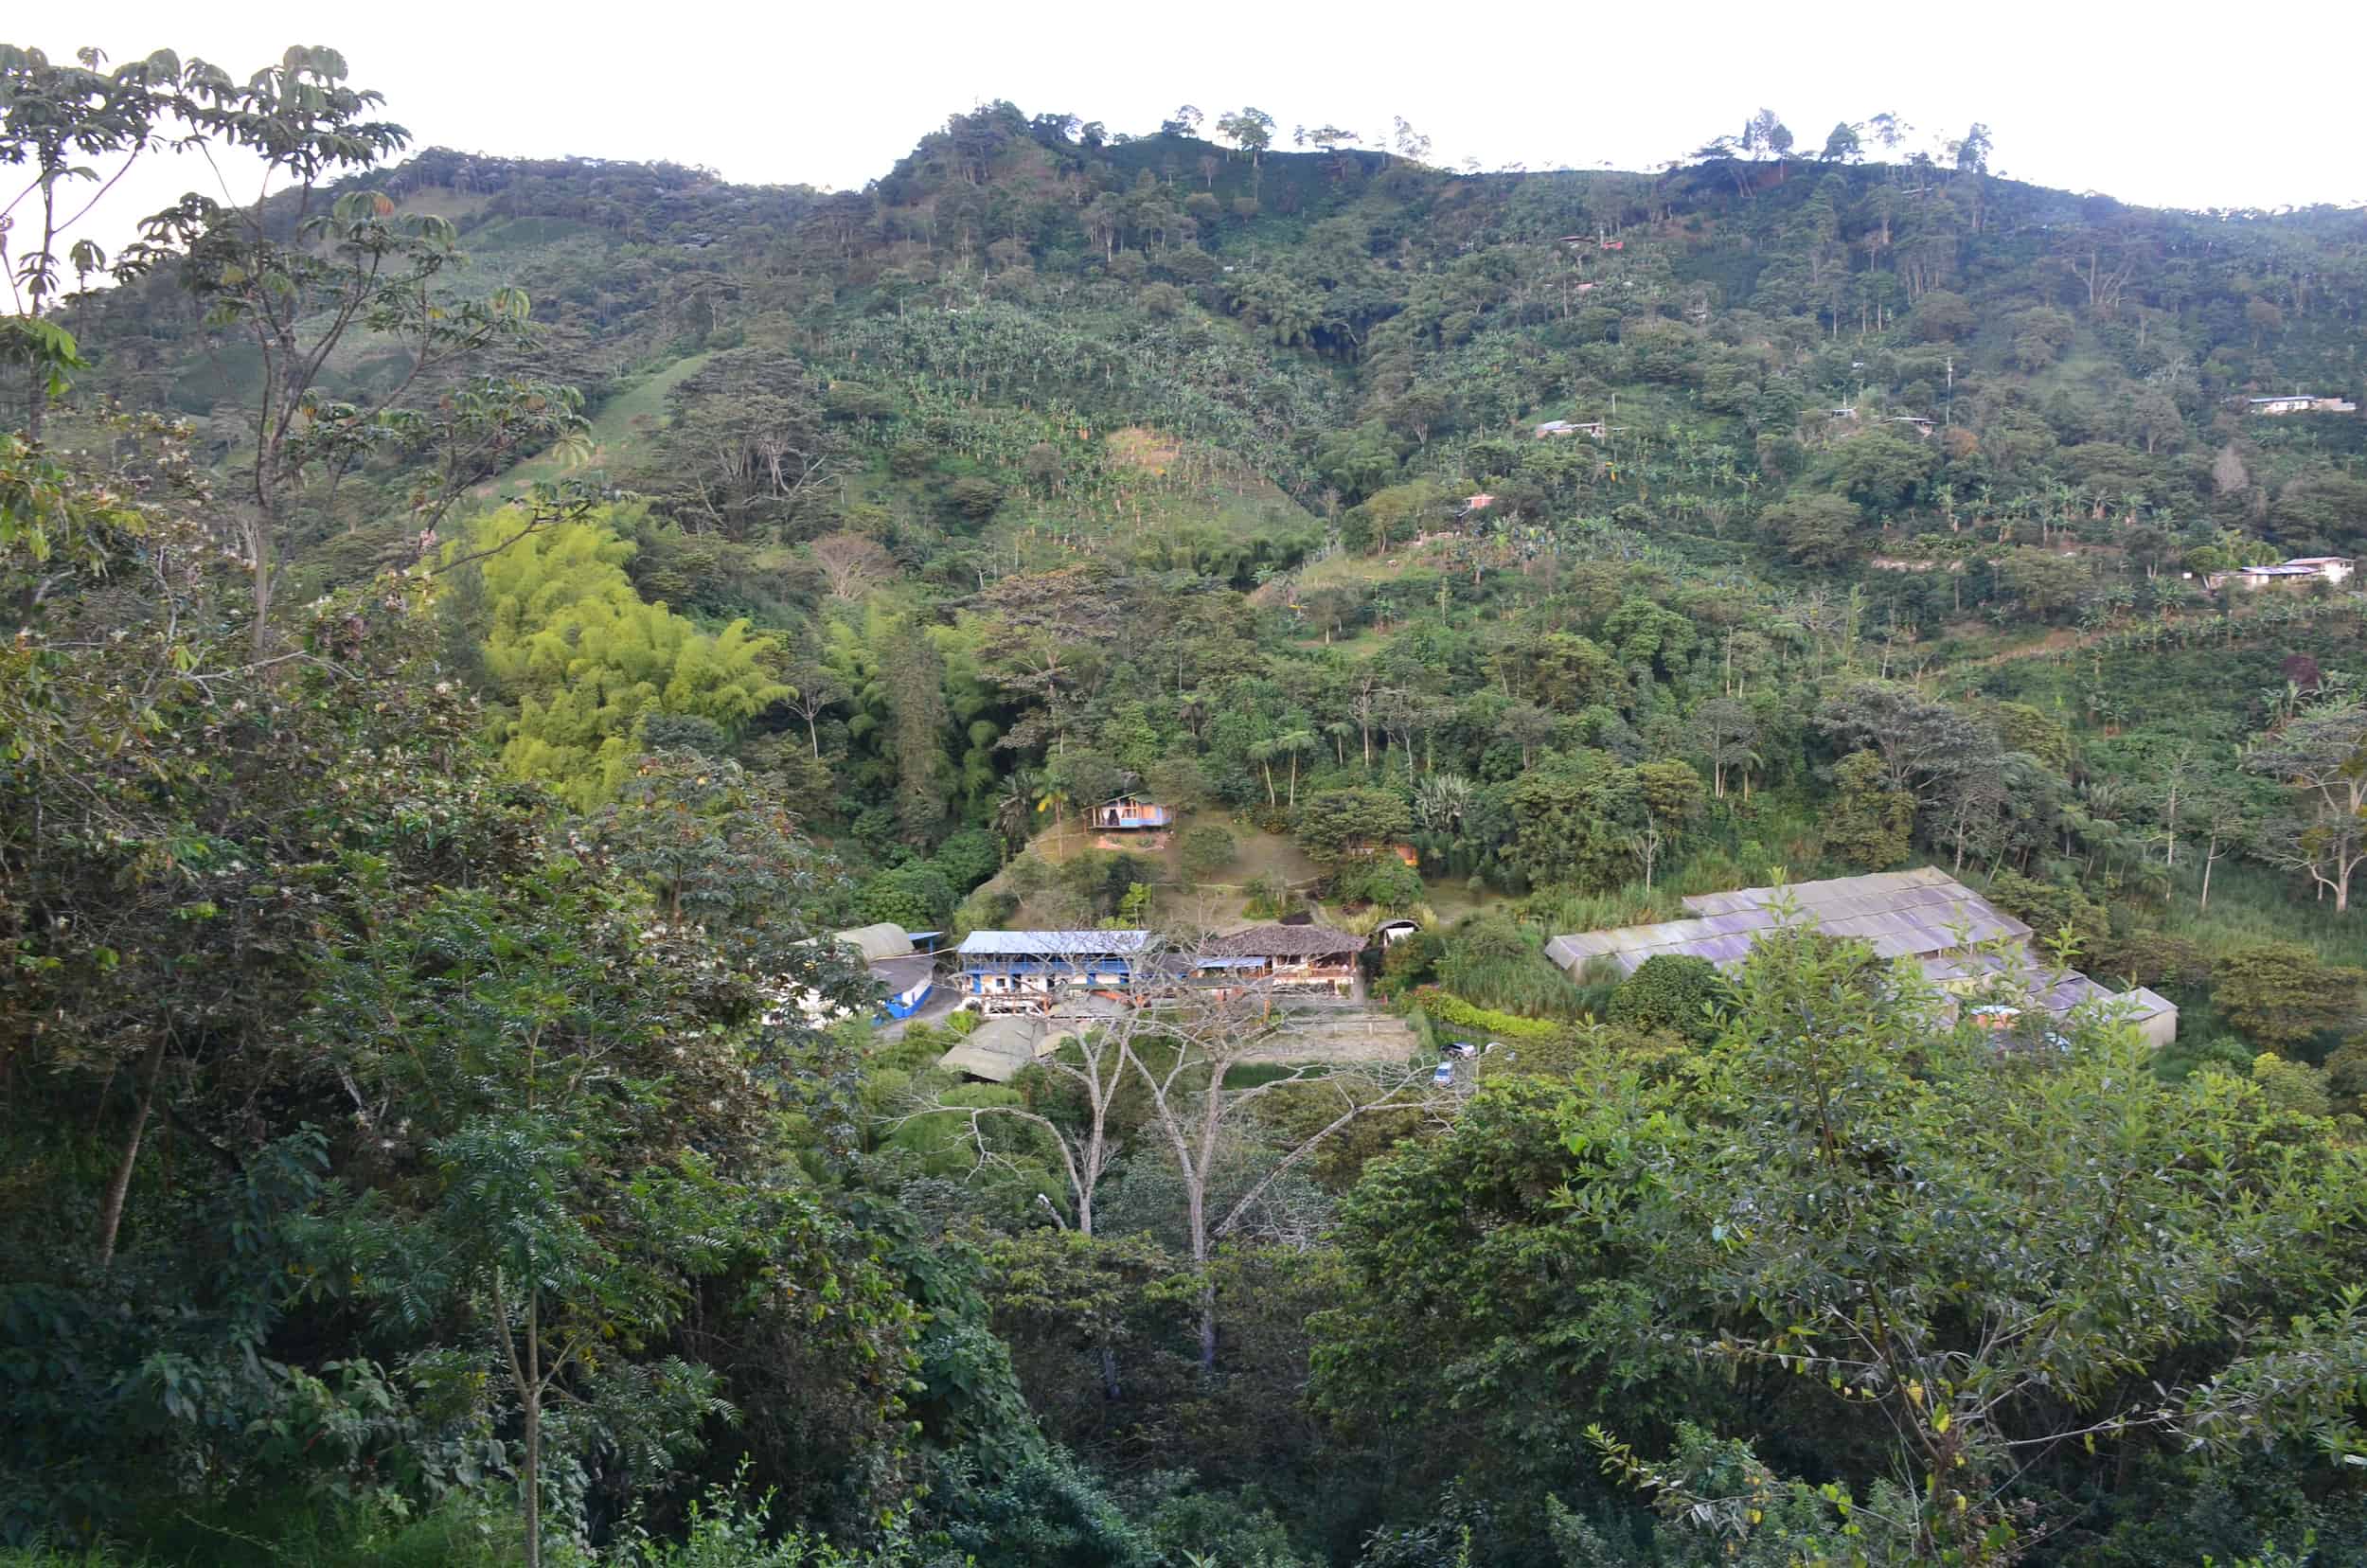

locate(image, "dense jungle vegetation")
[[9, 42, 2367, 1567]]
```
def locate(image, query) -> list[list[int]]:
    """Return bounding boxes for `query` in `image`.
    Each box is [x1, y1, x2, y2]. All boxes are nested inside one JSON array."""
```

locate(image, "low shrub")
[[1609, 954, 1731, 1043], [1406, 987, 1564, 1042]]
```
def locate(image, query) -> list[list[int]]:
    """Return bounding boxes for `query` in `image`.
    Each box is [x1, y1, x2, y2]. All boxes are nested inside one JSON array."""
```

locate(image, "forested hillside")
[[9, 45, 2367, 1568]]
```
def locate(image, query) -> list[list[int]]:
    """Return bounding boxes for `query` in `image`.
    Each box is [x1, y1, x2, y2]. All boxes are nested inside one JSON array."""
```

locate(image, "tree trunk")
[[523, 1297, 543, 1568], [1184, 1174, 1217, 1371], [96, 1035, 169, 1269]]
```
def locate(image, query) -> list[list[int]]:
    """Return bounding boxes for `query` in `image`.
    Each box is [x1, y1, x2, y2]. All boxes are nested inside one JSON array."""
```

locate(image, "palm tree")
[[994, 768, 1041, 851], [1273, 729, 1319, 806], [1732, 741, 1766, 803], [1324, 719, 1356, 767], [1032, 772, 1074, 839], [1248, 738, 1280, 808]]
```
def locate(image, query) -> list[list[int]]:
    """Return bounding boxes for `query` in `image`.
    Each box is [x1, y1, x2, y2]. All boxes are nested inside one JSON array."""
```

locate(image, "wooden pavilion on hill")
[[1094, 793, 1173, 830]]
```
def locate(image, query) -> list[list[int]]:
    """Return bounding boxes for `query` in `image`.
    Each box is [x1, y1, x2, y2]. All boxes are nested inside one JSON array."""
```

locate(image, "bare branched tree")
[[899, 935, 1448, 1372], [1115, 962, 1441, 1371]]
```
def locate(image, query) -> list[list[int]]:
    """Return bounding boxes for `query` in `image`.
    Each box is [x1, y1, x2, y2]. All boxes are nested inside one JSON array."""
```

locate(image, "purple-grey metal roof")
[[958, 930, 1155, 957], [1547, 868, 2173, 1027], [1547, 868, 2027, 976]]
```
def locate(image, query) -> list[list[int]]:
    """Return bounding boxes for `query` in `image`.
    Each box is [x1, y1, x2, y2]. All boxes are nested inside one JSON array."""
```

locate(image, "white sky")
[[21, 0, 2367, 271]]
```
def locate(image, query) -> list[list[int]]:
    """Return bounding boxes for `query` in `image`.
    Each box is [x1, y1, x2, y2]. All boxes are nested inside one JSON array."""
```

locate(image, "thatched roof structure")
[[1206, 923, 1365, 959]]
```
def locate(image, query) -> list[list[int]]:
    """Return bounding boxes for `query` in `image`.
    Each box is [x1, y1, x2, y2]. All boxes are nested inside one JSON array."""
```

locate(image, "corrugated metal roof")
[[1548, 869, 2173, 1029], [957, 930, 1156, 957], [836, 922, 917, 962], [1550, 869, 2030, 977], [870, 955, 935, 994], [935, 1017, 1050, 1082]]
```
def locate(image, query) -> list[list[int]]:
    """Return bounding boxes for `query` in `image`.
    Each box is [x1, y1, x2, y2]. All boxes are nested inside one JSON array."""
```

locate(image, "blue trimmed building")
[[957, 930, 1155, 1012]]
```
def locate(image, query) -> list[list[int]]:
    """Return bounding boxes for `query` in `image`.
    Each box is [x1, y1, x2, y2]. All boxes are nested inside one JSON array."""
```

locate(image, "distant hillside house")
[[1534, 419, 1606, 440], [957, 930, 1155, 1013], [2216, 556, 2355, 591], [1197, 923, 1366, 995], [1545, 867, 2176, 1048], [2249, 394, 2358, 416], [1095, 793, 1172, 830]]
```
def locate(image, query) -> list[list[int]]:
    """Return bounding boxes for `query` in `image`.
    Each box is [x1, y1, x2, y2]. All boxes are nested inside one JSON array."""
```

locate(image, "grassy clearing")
[[2151, 856, 2367, 971], [994, 815, 1326, 931], [1420, 873, 1513, 923], [475, 350, 715, 497]]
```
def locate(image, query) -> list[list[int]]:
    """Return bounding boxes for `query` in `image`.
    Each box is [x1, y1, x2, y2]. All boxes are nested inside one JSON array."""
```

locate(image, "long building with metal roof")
[[955, 930, 1157, 1013], [1547, 868, 2176, 1047]]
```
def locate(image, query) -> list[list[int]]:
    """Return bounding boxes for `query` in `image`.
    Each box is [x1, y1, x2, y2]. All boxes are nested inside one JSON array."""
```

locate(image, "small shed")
[[837, 922, 917, 962], [936, 1016, 1059, 1082], [1374, 918, 1422, 948]]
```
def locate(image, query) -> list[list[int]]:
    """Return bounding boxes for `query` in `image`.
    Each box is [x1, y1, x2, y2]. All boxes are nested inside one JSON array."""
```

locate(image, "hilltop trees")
[[1215, 106, 1274, 168]]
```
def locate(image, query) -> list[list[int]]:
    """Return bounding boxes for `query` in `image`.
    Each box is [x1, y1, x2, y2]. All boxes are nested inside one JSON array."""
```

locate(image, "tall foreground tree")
[[1118, 976, 1439, 1371], [0, 436, 914, 1546], [0, 46, 187, 437], [1315, 923, 2367, 1562], [135, 46, 538, 650]]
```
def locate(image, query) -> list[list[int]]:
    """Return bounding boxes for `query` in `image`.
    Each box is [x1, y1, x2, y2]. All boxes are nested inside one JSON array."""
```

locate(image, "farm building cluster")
[[953, 921, 1366, 1014], [798, 786, 2179, 1086]]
